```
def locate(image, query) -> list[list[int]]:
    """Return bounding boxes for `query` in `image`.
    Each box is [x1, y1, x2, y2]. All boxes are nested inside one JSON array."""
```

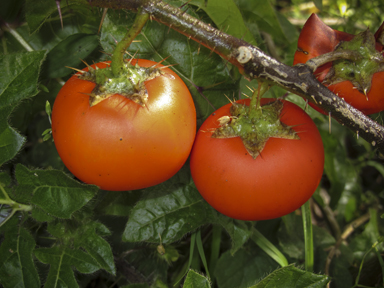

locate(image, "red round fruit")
[[294, 14, 384, 115], [52, 59, 196, 191], [190, 98, 324, 221]]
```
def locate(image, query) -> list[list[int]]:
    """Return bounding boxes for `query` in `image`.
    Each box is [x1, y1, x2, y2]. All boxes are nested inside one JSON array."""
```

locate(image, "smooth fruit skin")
[[190, 99, 324, 221], [294, 14, 384, 115], [52, 59, 196, 191]]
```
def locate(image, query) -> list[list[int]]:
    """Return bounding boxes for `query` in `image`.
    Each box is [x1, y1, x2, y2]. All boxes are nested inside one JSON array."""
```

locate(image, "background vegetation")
[[0, 0, 383, 287]]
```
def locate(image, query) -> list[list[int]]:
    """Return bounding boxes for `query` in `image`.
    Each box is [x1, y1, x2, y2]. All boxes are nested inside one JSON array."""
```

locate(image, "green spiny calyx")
[[324, 29, 384, 96], [212, 99, 299, 159], [78, 61, 164, 107]]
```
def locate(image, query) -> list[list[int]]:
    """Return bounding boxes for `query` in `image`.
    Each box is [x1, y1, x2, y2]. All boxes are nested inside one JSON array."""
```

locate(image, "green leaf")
[[278, 214, 335, 261], [183, 270, 211, 288], [189, 0, 257, 45], [14, 164, 98, 219], [0, 217, 40, 288], [25, 0, 90, 34], [34, 246, 99, 288], [25, 0, 57, 34], [44, 33, 100, 78], [213, 217, 253, 254], [215, 248, 279, 288], [46, 218, 115, 274], [75, 221, 116, 274], [313, 0, 323, 11], [0, 51, 46, 165], [123, 181, 212, 244], [100, 10, 166, 57], [349, 209, 383, 261], [235, 0, 296, 43], [251, 228, 288, 268], [0, 105, 25, 165], [96, 190, 142, 216], [0, 52, 44, 159], [320, 123, 357, 209], [100, 8, 237, 123], [0, 50, 46, 108], [249, 265, 330, 288]]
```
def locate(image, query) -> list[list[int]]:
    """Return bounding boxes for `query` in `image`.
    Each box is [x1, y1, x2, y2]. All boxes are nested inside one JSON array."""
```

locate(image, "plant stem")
[[89, 0, 384, 154], [209, 225, 221, 280], [3, 23, 34, 52], [302, 200, 314, 272], [0, 184, 32, 228], [249, 81, 269, 116], [251, 228, 288, 267], [111, 9, 149, 76]]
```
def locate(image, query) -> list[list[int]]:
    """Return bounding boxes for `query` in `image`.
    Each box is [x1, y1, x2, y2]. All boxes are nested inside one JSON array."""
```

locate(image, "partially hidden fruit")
[[294, 14, 384, 115]]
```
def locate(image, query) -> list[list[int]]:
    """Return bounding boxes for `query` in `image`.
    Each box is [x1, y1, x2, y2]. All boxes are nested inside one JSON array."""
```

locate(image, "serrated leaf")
[[76, 221, 116, 274], [0, 51, 46, 165], [0, 217, 40, 288], [0, 106, 25, 165], [183, 270, 211, 288], [14, 164, 98, 219], [123, 182, 212, 244], [249, 265, 329, 288], [213, 216, 253, 254], [34, 246, 100, 288], [46, 219, 115, 275], [0, 51, 46, 108], [189, 0, 256, 45]]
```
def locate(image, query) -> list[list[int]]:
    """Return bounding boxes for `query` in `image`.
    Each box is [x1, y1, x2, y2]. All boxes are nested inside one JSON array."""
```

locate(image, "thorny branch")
[[89, 0, 384, 153]]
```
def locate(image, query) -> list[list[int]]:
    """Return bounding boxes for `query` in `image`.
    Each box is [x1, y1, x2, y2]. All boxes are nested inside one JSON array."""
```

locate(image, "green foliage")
[[0, 0, 383, 287]]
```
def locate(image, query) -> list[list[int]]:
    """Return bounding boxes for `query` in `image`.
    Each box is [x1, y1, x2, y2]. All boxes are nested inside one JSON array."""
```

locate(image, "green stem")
[[111, 9, 149, 76], [249, 81, 269, 117], [302, 200, 314, 272], [209, 225, 221, 280], [0, 184, 32, 228], [3, 23, 34, 52], [251, 227, 288, 267], [196, 230, 210, 279]]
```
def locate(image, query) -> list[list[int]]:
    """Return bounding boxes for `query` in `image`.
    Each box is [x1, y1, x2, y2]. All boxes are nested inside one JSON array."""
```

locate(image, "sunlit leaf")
[[14, 164, 98, 219], [182, 270, 211, 288], [249, 265, 330, 288], [123, 181, 213, 244], [189, 0, 257, 45]]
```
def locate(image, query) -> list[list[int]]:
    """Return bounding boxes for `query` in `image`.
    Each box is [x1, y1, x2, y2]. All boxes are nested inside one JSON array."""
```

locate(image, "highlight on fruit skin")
[[51, 59, 196, 191]]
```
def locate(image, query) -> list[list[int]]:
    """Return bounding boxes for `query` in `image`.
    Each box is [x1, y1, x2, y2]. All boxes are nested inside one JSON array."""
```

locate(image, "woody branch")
[[89, 0, 384, 153]]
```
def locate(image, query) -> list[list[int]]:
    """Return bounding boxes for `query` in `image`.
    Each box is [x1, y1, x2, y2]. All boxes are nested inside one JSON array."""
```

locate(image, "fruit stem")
[[249, 81, 269, 118], [111, 9, 149, 76], [305, 50, 361, 72]]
